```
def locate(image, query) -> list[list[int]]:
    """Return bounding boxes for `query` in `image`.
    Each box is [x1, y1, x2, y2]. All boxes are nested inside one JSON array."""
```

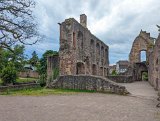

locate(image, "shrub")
[[53, 68, 59, 80], [1, 62, 17, 85], [111, 70, 117, 76], [142, 72, 148, 81], [38, 74, 46, 87]]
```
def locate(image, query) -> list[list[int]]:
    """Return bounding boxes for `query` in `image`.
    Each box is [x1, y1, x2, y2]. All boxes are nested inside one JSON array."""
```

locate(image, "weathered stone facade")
[[47, 55, 59, 78], [129, 30, 154, 64], [107, 75, 133, 83], [109, 31, 155, 83], [46, 14, 128, 94], [125, 30, 154, 82], [48, 75, 128, 95], [59, 14, 109, 77], [109, 65, 116, 74], [148, 34, 160, 90], [116, 60, 129, 74]]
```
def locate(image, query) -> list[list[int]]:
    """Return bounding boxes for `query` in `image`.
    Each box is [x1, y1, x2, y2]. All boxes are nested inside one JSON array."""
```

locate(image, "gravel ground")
[[0, 81, 160, 121]]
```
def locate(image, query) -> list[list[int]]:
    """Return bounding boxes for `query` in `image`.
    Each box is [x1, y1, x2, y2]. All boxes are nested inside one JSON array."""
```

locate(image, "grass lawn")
[[0, 87, 96, 96], [0, 77, 38, 85], [16, 77, 38, 83], [0, 79, 2, 85]]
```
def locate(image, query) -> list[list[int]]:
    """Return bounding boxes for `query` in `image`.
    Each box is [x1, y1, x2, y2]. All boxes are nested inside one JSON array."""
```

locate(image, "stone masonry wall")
[[0, 83, 40, 92], [148, 34, 160, 90], [59, 14, 109, 77], [19, 71, 39, 78], [47, 55, 59, 79], [107, 75, 133, 83], [129, 30, 154, 64], [48, 75, 128, 95]]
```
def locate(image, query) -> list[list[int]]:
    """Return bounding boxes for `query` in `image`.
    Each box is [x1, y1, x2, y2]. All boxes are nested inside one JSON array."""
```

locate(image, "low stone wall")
[[0, 83, 40, 92], [48, 75, 128, 95], [107, 75, 133, 83], [19, 71, 39, 78]]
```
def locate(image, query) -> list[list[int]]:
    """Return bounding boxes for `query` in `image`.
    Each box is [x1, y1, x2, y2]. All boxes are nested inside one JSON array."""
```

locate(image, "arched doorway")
[[141, 71, 148, 81], [76, 62, 85, 75], [92, 64, 97, 75], [77, 31, 83, 59], [96, 43, 100, 63], [90, 39, 95, 61], [100, 67, 103, 76], [140, 50, 147, 62]]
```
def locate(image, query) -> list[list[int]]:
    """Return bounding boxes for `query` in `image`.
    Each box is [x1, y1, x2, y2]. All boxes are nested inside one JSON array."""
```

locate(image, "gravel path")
[[0, 81, 160, 121]]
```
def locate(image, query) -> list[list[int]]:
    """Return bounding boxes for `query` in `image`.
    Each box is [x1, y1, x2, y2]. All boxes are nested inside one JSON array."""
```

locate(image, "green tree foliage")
[[0, 45, 26, 72], [1, 62, 17, 85], [37, 50, 58, 75], [0, 0, 40, 51], [38, 74, 46, 87], [142, 72, 148, 81], [53, 68, 59, 80], [111, 70, 117, 76], [29, 51, 39, 67]]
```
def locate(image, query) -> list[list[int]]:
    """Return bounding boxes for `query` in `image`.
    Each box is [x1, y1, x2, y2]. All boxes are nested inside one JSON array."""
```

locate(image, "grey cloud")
[[25, 0, 160, 64]]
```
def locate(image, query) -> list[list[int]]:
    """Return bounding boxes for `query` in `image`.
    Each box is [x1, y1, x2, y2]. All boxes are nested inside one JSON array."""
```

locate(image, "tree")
[[1, 62, 17, 85], [0, 0, 40, 51], [37, 50, 58, 75], [111, 70, 117, 76], [0, 45, 26, 72], [29, 51, 39, 67]]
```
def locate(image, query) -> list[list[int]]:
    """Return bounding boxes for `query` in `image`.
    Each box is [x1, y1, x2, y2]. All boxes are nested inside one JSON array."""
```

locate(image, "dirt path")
[[0, 81, 159, 121], [122, 81, 158, 99]]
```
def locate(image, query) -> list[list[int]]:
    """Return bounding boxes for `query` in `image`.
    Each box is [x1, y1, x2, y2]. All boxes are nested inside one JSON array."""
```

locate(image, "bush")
[[1, 62, 17, 85], [53, 68, 59, 80], [38, 74, 46, 87], [142, 72, 148, 81], [111, 70, 117, 76]]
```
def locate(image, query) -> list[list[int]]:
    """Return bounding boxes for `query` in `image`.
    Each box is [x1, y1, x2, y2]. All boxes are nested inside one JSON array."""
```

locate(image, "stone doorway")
[[140, 50, 147, 62], [141, 71, 148, 81], [92, 64, 97, 75], [76, 62, 85, 75]]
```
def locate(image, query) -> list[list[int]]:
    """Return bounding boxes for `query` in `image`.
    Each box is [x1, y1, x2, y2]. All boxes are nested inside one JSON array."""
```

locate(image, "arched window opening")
[[76, 62, 85, 75], [140, 50, 146, 62], [92, 64, 97, 75], [77, 31, 83, 50]]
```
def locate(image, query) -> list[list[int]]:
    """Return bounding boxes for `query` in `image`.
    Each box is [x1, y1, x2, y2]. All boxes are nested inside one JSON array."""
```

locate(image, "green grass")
[[16, 77, 38, 83], [0, 87, 96, 96], [0, 79, 2, 85], [0, 77, 38, 85]]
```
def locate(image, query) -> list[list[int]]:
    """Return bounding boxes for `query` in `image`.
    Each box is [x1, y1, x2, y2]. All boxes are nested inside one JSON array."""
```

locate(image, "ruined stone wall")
[[47, 55, 59, 78], [0, 83, 40, 92], [129, 30, 154, 64], [132, 62, 148, 81], [148, 34, 160, 90], [148, 51, 154, 86], [18, 71, 39, 78], [107, 75, 133, 83], [59, 14, 109, 77], [48, 75, 128, 95]]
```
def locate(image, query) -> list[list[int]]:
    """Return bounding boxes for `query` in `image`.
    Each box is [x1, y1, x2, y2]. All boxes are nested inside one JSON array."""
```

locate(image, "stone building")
[[127, 30, 155, 81], [109, 65, 116, 74], [148, 34, 160, 90], [116, 60, 129, 74], [129, 30, 154, 64], [46, 14, 126, 94], [47, 55, 59, 79], [59, 14, 109, 77]]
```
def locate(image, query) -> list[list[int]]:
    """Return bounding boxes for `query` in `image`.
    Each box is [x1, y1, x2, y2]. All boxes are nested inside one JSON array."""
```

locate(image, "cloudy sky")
[[25, 0, 160, 64]]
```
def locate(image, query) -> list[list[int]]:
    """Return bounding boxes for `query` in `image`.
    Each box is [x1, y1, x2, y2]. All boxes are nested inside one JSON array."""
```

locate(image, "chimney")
[[80, 14, 87, 28]]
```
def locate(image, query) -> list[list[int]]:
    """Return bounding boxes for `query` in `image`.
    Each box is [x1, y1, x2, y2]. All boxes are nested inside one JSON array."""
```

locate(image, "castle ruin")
[[59, 14, 109, 76]]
